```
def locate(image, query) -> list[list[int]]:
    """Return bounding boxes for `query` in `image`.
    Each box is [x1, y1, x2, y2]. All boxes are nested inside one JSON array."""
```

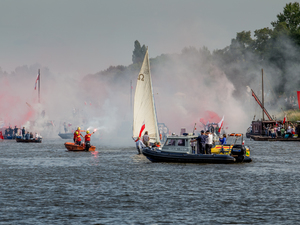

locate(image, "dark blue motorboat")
[[142, 134, 251, 164]]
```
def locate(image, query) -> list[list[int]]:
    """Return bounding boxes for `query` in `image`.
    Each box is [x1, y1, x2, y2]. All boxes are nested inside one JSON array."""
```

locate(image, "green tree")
[[252, 28, 273, 60], [271, 2, 300, 44], [132, 40, 147, 64]]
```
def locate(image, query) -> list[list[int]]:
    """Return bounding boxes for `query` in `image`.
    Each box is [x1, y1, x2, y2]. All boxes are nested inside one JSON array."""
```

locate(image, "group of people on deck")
[[2, 126, 41, 140], [191, 130, 227, 155], [21, 127, 41, 140], [73, 127, 95, 151], [264, 123, 300, 138]]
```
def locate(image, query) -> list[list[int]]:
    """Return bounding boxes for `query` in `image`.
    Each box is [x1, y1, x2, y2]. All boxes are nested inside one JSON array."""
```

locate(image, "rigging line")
[[264, 73, 283, 111]]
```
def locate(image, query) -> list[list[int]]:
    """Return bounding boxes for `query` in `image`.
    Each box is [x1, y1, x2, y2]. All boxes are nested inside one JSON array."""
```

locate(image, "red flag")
[[297, 91, 300, 110], [0, 131, 3, 140], [34, 74, 39, 90], [218, 116, 224, 133], [138, 121, 145, 138], [283, 115, 287, 124], [135, 121, 145, 142]]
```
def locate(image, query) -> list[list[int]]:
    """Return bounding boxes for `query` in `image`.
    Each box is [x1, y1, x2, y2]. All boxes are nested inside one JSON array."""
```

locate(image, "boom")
[[251, 89, 272, 121]]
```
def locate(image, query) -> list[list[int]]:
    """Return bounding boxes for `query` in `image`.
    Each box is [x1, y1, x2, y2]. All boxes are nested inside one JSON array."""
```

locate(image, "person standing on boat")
[[270, 127, 275, 138], [84, 130, 95, 151], [205, 130, 213, 154], [64, 122, 68, 133], [280, 126, 285, 138], [190, 138, 196, 153], [191, 130, 207, 154], [73, 127, 85, 142], [25, 132, 30, 140], [136, 137, 146, 154], [142, 131, 150, 147], [22, 127, 26, 138], [264, 126, 269, 136], [13, 126, 18, 138], [75, 131, 83, 145]]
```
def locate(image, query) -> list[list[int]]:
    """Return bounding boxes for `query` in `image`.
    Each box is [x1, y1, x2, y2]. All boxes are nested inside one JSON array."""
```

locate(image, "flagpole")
[[38, 69, 40, 103], [262, 68, 264, 121]]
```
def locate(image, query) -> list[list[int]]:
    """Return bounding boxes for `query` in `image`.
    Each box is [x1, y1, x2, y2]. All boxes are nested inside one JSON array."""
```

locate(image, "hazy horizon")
[[0, 0, 290, 76]]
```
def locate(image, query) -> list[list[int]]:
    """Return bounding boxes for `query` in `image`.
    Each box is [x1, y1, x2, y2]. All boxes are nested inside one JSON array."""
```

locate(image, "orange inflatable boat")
[[64, 142, 96, 151]]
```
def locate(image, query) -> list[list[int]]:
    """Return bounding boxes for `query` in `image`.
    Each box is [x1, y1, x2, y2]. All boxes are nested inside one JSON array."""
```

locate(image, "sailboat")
[[132, 49, 160, 144], [133, 49, 251, 163]]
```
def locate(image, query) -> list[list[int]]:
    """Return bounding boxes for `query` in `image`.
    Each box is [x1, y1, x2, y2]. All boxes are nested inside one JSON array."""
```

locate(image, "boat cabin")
[[162, 134, 197, 154], [250, 120, 285, 136]]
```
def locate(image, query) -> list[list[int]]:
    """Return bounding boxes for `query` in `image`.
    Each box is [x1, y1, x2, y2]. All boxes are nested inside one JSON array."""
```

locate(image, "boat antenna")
[[38, 69, 40, 103]]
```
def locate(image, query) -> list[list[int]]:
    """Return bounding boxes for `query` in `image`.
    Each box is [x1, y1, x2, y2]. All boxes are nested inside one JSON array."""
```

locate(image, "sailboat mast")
[[262, 69, 264, 121], [38, 69, 40, 103], [147, 49, 160, 142], [130, 80, 132, 116]]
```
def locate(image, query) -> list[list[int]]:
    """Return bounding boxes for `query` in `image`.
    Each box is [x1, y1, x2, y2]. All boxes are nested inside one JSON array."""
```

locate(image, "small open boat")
[[64, 142, 96, 151], [16, 137, 42, 143]]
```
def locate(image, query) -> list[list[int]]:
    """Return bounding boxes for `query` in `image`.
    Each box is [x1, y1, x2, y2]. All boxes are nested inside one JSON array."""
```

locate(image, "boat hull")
[[64, 142, 96, 151], [58, 133, 73, 139], [142, 148, 236, 164], [250, 135, 300, 141], [16, 138, 42, 143]]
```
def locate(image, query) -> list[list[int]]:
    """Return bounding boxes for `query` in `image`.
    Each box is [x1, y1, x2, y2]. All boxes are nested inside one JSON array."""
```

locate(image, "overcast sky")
[[0, 0, 291, 76]]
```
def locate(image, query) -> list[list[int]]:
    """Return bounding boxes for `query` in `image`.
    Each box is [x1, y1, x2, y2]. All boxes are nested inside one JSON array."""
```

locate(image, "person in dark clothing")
[[191, 130, 207, 154], [198, 130, 208, 154], [7, 126, 13, 136], [14, 126, 18, 137], [22, 127, 26, 138], [25, 132, 30, 140]]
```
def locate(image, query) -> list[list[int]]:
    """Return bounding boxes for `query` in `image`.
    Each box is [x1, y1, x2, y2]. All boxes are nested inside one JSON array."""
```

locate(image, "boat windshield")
[[177, 139, 185, 146], [225, 135, 243, 145], [166, 139, 176, 146]]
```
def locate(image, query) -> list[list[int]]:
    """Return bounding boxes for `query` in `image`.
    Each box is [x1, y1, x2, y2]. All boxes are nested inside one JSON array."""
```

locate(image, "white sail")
[[133, 49, 160, 143]]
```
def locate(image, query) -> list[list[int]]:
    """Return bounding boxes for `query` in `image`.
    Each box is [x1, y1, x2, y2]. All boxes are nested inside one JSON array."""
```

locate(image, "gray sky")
[[0, 0, 290, 76]]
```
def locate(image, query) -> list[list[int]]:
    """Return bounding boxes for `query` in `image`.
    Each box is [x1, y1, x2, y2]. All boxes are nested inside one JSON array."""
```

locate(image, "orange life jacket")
[[74, 131, 80, 139], [85, 134, 91, 142], [76, 134, 81, 142]]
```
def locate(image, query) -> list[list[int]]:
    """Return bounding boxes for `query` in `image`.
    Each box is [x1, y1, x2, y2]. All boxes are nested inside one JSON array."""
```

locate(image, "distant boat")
[[58, 132, 73, 139], [64, 142, 96, 151], [132, 48, 160, 144], [16, 137, 42, 143]]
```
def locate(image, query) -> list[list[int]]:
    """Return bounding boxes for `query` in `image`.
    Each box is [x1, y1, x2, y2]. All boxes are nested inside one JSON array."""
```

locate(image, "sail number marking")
[[138, 74, 144, 81]]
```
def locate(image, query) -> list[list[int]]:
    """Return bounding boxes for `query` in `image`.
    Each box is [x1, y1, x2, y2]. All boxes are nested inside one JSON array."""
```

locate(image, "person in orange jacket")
[[84, 130, 95, 151], [73, 127, 85, 142], [75, 131, 83, 145]]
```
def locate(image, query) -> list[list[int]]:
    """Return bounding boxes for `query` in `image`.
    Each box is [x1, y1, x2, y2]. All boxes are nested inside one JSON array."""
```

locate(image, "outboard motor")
[[230, 144, 246, 162]]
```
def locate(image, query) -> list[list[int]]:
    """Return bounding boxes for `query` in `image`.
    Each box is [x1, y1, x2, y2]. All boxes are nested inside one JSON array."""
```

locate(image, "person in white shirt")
[[205, 131, 213, 154], [136, 137, 146, 154]]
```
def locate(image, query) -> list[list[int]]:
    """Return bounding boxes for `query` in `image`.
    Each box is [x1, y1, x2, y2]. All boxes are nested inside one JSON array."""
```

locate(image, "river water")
[[0, 138, 300, 224]]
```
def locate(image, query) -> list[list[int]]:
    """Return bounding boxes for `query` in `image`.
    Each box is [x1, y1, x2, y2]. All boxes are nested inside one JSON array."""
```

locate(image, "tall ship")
[[247, 69, 300, 141]]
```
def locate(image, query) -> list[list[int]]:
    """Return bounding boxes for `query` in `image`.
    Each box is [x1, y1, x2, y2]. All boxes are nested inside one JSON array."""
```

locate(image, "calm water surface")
[[0, 138, 300, 224]]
